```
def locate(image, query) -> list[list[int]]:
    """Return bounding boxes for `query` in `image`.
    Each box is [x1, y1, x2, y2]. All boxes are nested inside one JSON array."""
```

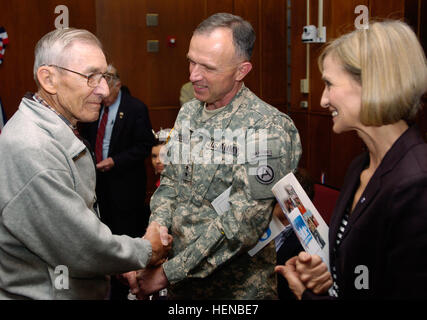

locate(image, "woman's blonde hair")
[[318, 20, 427, 125]]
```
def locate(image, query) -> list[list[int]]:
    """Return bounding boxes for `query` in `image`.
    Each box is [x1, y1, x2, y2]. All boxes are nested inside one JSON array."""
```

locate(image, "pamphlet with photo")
[[271, 172, 330, 270]]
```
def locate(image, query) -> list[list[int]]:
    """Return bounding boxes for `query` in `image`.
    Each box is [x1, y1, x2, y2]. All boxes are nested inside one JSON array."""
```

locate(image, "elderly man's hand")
[[143, 221, 172, 267]]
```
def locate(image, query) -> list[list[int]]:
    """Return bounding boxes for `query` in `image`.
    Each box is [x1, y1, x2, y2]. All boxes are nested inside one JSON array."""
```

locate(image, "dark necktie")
[[95, 107, 109, 163]]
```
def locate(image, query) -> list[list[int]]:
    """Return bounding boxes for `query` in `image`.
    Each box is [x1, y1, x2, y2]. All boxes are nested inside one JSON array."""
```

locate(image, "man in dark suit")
[[81, 64, 155, 236], [80, 65, 155, 299]]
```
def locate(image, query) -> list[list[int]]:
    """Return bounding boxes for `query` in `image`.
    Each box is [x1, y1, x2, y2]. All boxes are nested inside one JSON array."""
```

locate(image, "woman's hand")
[[275, 251, 333, 299]]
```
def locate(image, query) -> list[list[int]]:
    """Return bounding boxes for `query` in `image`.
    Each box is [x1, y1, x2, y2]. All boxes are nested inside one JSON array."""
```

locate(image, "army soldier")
[[132, 13, 302, 299]]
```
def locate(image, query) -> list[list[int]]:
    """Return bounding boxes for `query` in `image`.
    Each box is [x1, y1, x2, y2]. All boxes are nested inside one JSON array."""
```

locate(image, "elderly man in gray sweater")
[[0, 28, 172, 300]]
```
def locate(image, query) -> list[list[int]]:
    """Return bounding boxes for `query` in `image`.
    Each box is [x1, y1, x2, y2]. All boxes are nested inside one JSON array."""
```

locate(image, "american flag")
[[0, 26, 9, 65], [0, 97, 6, 134]]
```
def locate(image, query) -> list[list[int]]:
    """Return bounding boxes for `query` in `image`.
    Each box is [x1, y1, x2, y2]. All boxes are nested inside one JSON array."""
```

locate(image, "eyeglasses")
[[48, 64, 115, 88]]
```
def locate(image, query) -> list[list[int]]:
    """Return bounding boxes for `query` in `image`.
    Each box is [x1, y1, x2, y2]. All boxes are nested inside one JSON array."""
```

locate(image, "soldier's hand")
[[135, 266, 169, 299], [143, 221, 173, 267]]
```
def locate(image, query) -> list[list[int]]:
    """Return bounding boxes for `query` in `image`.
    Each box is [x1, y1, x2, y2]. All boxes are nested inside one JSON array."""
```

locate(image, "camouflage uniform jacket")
[[150, 84, 301, 299]]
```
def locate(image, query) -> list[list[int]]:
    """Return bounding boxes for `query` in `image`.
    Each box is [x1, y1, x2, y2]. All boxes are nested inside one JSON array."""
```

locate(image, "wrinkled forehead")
[[189, 29, 237, 64], [61, 41, 107, 73], [191, 28, 234, 49]]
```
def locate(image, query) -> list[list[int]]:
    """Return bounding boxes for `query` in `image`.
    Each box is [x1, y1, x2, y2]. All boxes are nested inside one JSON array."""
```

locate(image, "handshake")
[[143, 221, 173, 267], [120, 221, 173, 299]]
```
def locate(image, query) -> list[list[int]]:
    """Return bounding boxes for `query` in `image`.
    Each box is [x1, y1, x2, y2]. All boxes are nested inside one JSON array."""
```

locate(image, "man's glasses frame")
[[47, 64, 115, 88]]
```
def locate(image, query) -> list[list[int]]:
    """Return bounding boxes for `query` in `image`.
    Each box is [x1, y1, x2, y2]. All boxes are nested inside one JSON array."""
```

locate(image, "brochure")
[[213, 186, 288, 257], [247, 214, 287, 256], [271, 172, 330, 270], [214, 174, 330, 272]]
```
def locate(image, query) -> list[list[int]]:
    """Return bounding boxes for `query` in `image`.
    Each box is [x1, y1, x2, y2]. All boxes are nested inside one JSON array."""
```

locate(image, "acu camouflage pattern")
[[150, 84, 302, 299]]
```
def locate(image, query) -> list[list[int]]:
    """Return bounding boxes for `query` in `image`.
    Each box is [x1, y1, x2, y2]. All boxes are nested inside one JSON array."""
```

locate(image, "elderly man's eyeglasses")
[[48, 65, 115, 88]]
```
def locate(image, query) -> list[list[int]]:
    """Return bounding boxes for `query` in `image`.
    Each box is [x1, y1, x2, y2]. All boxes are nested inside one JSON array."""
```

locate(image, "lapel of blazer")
[[108, 89, 127, 155], [329, 153, 367, 249], [336, 126, 421, 244], [343, 163, 382, 238]]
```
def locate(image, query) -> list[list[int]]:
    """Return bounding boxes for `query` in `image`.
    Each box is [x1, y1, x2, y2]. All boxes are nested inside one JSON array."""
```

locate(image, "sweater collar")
[[20, 94, 86, 159]]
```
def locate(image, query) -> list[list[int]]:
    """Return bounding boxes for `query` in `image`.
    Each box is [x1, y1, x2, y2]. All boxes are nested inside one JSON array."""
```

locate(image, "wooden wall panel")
[[405, 0, 419, 32], [420, 0, 427, 53], [329, 130, 364, 187], [96, 0, 203, 113], [234, 0, 261, 98], [0, 0, 96, 120], [330, 0, 369, 37], [145, 0, 205, 107], [308, 114, 331, 183], [418, 104, 427, 142], [289, 111, 309, 169], [206, 0, 234, 15], [96, 1, 145, 93], [370, 0, 405, 19], [259, 0, 287, 111], [419, 0, 427, 141], [311, 0, 369, 114], [405, 0, 427, 141], [148, 107, 180, 132]]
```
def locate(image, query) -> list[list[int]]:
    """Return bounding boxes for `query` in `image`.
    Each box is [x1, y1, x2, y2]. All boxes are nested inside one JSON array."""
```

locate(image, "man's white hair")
[[33, 28, 103, 86]]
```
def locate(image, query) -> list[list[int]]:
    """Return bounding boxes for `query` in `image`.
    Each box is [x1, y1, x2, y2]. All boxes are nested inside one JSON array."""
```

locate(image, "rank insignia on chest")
[[208, 140, 239, 157]]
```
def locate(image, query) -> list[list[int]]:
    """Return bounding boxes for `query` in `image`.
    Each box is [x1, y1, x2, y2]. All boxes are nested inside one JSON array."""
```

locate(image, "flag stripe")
[[0, 97, 6, 131]]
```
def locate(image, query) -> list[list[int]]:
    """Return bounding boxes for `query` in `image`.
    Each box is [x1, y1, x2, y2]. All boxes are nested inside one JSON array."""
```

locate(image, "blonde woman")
[[276, 20, 427, 300]]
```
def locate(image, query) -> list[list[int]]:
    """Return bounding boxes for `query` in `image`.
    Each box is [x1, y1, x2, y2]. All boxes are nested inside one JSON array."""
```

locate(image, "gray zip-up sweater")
[[0, 96, 151, 299]]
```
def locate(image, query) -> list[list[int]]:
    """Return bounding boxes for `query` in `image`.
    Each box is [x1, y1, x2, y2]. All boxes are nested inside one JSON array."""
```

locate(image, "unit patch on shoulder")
[[255, 165, 275, 185]]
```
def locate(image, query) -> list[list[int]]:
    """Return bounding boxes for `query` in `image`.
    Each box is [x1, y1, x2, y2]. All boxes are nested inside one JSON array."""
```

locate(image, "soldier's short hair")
[[194, 13, 255, 61]]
